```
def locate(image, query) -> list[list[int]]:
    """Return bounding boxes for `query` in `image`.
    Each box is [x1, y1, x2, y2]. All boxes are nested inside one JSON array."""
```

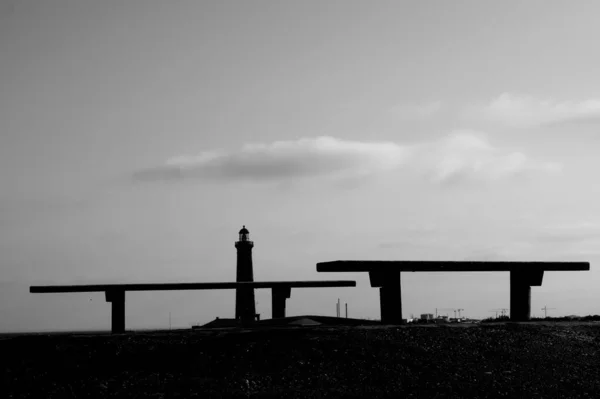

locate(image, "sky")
[[1, 0, 599, 332]]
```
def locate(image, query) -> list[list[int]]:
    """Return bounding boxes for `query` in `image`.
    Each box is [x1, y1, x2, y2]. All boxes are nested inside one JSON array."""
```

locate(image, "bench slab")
[[317, 261, 590, 272]]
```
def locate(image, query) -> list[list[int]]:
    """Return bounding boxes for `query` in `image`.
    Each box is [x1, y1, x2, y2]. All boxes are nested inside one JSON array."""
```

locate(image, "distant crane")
[[439, 308, 465, 319], [490, 308, 509, 318], [541, 306, 556, 318], [439, 308, 459, 318]]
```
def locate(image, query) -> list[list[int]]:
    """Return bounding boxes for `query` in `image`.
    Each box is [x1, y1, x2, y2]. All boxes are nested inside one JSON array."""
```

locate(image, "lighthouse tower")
[[235, 226, 256, 323]]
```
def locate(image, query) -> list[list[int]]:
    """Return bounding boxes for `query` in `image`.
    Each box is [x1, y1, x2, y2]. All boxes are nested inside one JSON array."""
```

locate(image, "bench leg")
[[509, 278, 530, 321], [272, 287, 291, 319], [510, 269, 544, 321], [105, 290, 125, 334], [370, 271, 402, 324]]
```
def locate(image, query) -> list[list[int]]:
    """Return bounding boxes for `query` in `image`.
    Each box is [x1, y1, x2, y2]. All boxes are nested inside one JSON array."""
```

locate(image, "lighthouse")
[[235, 225, 256, 323]]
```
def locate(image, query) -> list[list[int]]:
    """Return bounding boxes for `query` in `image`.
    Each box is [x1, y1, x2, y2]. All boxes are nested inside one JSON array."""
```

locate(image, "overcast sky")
[[1, 0, 599, 332]]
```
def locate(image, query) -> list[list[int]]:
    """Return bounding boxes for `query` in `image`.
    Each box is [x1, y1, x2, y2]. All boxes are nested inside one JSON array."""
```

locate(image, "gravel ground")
[[2, 322, 600, 398]]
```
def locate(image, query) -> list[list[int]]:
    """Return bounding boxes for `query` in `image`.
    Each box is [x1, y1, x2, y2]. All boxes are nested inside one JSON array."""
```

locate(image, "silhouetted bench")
[[30, 280, 356, 333], [317, 261, 590, 323]]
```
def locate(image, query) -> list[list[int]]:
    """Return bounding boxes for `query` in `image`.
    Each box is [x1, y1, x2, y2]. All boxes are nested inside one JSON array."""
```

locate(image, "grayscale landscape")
[[1, 1, 599, 397]]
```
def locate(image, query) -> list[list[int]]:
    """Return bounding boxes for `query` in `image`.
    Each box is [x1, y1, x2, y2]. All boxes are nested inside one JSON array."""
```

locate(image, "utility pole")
[[169, 312, 171, 330], [541, 306, 556, 318]]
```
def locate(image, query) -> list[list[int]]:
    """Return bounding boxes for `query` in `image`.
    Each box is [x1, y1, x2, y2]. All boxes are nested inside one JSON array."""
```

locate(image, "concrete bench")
[[30, 280, 356, 333], [316, 261, 590, 323]]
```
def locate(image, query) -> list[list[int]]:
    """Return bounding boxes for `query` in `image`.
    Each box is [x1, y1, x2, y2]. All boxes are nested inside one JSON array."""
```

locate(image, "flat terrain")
[[2, 322, 600, 398]]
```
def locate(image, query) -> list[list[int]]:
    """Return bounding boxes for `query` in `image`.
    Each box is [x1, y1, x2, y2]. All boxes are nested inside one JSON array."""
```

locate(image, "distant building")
[[420, 313, 434, 320]]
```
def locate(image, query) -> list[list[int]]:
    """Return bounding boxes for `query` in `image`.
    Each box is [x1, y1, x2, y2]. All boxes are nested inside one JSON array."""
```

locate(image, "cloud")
[[389, 101, 442, 120], [135, 137, 409, 182], [413, 131, 562, 184], [378, 225, 446, 250], [535, 222, 600, 245], [460, 249, 513, 262], [468, 223, 600, 261], [378, 222, 600, 262], [465, 93, 600, 128], [134, 133, 561, 184]]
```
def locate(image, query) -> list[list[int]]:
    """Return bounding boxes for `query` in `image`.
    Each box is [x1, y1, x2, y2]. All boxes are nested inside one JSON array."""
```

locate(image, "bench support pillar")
[[510, 269, 544, 321], [272, 286, 291, 319], [370, 271, 402, 324], [105, 289, 125, 334]]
